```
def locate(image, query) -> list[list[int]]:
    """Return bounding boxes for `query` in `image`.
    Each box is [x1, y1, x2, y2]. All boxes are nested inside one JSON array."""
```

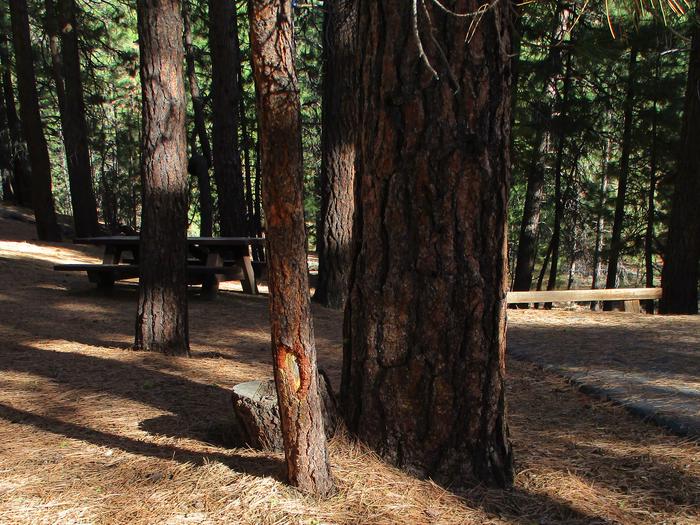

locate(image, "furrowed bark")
[[134, 0, 190, 356], [249, 0, 334, 496], [313, 0, 357, 309], [342, 0, 514, 487]]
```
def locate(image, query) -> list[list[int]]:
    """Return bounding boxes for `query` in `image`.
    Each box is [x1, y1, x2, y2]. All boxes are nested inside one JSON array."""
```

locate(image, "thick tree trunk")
[[511, 4, 569, 293], [660, 2, 700, 315], [604, 45, 638, 308], [134, 0, 190, 356], [0, 27, 32, 207], [249, 0, 334, 496], [9, 0, 61, 241], [313, 0, 356, 309], [209, 0, 247, 237], [182, 0, 213, 237], [342, 1, 514, 487], [57, 0, 100, 236]]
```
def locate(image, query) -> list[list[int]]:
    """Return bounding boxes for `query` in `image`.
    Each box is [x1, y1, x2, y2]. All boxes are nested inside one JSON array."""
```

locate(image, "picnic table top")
[[74, 236, 266, 246]]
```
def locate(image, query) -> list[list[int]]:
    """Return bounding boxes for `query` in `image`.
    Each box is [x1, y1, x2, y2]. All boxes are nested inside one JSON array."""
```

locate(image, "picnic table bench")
[[506, 287, 663, 312], [54, 236, 266, 297]]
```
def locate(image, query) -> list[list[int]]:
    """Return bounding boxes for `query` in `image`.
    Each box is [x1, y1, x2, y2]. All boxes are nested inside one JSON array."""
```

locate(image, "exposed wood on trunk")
[[604, 44, 638, 308], [249, 0, 334, 496], [134, 0, 190, 356], [342, 1, 514, 487], [660, 0, 700, 315], [9, 0, 61, 241], [209, 0, 247, 237], [313, 0, 356, 309]]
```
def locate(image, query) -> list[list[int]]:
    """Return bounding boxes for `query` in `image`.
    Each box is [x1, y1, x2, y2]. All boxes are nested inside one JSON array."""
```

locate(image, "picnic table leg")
[[201, 251, 222, 299], [93, 245, 121, 290], [240, 253, 258, 295], [624, 300, 641, 313]]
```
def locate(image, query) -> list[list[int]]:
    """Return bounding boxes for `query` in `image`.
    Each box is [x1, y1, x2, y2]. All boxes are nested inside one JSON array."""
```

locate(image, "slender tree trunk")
[[511, 4, 570, 293], [209, 0, 247, 236], [233, 14, 255, 236], [134, 0, 190, 356], [57, 0, 100, 236], [249, 0, 334, 496], [9, 0, 61, 241], [590, 142, 609, 311], [342, 0, 514, 487], [0, 70, 14, 201], [546, 52, 573, 298], [313, 0, 356, 309], [183, 0, 213, 236], [604, 45, 638, 308], [0, 26, 32, 207], [660, 0, 700, 314], [644, 98, 658, 313], [536, 235, 554, 293]]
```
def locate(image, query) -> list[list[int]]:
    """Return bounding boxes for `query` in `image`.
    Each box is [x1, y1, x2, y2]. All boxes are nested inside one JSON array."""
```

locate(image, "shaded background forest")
[[0, 0, 693, 294]]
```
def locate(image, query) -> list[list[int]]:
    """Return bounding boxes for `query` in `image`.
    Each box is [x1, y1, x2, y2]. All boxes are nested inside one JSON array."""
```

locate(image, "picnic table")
[[54, 236, 266, 297]]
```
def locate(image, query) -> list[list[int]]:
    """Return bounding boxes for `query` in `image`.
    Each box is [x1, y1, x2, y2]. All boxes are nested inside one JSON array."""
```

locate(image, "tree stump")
[[231, 371, 338, 452]]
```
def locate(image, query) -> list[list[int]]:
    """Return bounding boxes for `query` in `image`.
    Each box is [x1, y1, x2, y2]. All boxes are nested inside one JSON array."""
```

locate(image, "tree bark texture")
[[249, 0, 334, 496], [313, 0, 357, 310], [209, 0, 247, 237], [645, 97, 658, 314], [9, 0, 61, 241], [56, 0, 100, 236], [660, 1, 700, 315], [0, 69, 14, 201], [183, 0, 213, 236], [604, 45, 637, 306], [342, 1, 514, 488], [134, 0, 190, 356]]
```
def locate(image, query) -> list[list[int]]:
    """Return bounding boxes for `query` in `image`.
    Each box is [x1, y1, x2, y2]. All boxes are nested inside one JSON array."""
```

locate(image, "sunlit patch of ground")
[[0, 210, 698, 524]]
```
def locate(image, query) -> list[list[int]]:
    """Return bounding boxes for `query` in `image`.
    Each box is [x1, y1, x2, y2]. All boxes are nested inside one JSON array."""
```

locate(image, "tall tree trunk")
[[0, 70, 14, 201], [590, 139, 610, 310], [134, 0, 190, 356], [644, 97, 658, 313], [604, 44, 638, 308], [249, 0, 334, 496], [182, 0, 213, 237], [9, 0, 61, 241], [233, 13, 255, 236], [511, 4, 570, 293], [209, 0, 247, 236], [660, 0, 700, 314], [57, 0, 100, 236], [0, 25, 32, 207], [342, 0, 514, 487], [546, 51, 573, 298], [313, 0, 356, 309]]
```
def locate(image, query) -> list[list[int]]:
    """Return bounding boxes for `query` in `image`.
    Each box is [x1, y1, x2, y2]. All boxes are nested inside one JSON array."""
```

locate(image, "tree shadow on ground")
[[0, 403, 284, 481]]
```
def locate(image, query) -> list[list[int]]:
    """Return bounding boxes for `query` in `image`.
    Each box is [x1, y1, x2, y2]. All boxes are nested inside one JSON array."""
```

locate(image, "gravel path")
[[508, 309, 700, 438]]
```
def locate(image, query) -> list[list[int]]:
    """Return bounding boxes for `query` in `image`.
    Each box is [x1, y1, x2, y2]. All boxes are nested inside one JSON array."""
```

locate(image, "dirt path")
[[1, 213, 699, 524], [509, 310, 700, 438]]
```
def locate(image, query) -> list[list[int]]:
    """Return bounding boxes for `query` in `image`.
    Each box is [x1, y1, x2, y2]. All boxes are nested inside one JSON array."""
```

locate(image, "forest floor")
[[0, 210, 699, 524]]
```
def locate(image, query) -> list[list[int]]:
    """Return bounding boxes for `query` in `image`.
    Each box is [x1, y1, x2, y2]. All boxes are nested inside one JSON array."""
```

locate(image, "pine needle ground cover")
[[0, 213, 698, 524]]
